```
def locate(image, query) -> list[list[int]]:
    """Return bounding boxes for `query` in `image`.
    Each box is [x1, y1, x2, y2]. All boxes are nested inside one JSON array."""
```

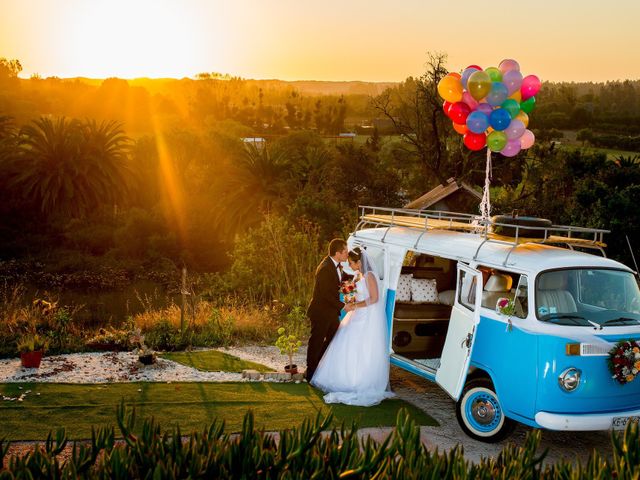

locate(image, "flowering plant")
[[340, 280, 358, 304], [496, 297, 516, 316], [608, 339, 640, 385]]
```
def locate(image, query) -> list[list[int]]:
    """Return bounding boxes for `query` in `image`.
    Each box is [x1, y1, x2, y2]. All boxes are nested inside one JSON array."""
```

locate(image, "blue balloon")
[[466, 111, 490, 134], [461, 67, 480, 89], [486, 82, 508, 107], [489, 108, 512, 131]]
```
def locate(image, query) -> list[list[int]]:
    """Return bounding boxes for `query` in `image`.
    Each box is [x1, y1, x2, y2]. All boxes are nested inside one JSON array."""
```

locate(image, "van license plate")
[[612, 416, 640, 429]]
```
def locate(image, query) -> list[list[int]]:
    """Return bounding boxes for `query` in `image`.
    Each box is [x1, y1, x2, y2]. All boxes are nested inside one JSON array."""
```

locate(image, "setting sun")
[[64, 0, 210, 78]]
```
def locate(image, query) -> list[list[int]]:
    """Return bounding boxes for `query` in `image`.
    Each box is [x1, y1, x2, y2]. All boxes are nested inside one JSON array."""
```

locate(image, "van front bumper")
[[535, 408, 640, 431]]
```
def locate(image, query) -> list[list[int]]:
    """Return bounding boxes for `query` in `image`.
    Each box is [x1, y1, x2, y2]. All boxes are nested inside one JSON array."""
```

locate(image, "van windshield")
[[535, 269, 640, 326]]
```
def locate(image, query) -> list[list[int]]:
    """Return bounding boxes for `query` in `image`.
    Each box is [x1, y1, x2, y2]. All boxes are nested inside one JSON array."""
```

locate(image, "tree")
[[0, 58, 22, 89], [214, 143, 288, 234], [371, 52, 479, 188], [9, 117, 134, 217]]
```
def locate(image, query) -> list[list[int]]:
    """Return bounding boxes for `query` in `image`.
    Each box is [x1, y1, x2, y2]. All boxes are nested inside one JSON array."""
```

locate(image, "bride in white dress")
[[310, 247, 394, 406]]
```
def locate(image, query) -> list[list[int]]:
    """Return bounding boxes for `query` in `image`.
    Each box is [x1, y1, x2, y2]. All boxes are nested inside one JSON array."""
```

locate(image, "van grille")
[[580, 343, 610, 356]]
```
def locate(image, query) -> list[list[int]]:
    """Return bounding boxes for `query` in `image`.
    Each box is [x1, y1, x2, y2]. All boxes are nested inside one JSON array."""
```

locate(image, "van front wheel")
[[455, 377, 515, 443]]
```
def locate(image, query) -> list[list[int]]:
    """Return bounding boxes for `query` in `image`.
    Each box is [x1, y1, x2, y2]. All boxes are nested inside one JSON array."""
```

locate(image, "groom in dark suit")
[[305, 238, 351, 381]]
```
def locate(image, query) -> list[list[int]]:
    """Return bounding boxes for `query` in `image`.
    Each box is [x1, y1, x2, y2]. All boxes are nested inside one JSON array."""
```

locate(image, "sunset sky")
[[1, 0, 639, 83]]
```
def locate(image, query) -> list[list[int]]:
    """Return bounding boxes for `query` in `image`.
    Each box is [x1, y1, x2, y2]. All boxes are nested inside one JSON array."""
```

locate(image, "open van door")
[[435, 263, 482, 400]]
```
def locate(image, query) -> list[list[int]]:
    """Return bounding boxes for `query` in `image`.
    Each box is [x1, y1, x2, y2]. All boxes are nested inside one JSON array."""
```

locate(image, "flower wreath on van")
[[608, 340, 640, 385]]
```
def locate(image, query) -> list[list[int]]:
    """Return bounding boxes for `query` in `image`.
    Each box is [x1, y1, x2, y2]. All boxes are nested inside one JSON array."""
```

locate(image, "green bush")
[[2, 404, 640, 478], [207, 215, 322, 307]]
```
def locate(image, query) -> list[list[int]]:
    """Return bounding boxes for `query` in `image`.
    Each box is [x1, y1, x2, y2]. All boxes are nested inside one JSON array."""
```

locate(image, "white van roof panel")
[[352, 227, 631, 275]]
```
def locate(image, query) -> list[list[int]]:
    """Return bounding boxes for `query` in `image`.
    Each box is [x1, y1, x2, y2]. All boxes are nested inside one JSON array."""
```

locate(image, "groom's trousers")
[[306, 315, 339, 380]]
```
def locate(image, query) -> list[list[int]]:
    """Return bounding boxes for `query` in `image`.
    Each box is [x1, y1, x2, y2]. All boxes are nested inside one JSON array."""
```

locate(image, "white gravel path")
[[0, 346, 307, 384]]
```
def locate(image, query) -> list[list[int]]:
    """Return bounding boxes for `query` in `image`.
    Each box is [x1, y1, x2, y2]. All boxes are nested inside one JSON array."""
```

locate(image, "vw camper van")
[[348, 206, 640, 442]]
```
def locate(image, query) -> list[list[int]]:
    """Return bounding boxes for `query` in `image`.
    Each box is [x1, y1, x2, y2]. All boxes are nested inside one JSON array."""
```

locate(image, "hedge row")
[[1, 403, 640, 479]]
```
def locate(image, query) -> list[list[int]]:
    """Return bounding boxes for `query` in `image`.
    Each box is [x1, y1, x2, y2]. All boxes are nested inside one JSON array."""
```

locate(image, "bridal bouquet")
[[340, 280, 358, 304]]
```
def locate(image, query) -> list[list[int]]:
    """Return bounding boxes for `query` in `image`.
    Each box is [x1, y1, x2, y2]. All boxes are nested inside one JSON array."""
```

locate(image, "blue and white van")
[[348, 206, 640, 442]]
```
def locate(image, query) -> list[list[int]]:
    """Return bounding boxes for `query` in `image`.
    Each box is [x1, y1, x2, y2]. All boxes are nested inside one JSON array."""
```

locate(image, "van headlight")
[[558, 367, 581, 392]]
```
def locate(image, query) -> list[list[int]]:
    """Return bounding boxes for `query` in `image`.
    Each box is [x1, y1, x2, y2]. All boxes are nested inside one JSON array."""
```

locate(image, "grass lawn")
[[161, 350, 273, 373], [0, 382, 437, 441]]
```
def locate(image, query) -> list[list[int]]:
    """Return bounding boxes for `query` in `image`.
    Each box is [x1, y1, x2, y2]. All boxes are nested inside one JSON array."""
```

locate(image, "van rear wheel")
[[455, 377, 515, 443]]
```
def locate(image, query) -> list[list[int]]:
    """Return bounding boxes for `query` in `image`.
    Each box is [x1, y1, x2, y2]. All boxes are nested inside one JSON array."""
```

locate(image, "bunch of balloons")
[[437, 59, 540, 157]]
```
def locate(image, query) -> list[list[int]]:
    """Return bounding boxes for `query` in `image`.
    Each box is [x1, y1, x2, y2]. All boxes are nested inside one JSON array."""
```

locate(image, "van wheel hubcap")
[[463, 388, 503, 433], [472, 398, 496, 425]]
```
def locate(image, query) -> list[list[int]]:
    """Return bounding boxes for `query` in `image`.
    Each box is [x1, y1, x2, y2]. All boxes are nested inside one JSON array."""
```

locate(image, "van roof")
[[352, 226, 631, 276]]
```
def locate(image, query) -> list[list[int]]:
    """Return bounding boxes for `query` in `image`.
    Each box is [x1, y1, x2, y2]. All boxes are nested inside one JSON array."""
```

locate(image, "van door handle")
[[461, 333, 472, 349]]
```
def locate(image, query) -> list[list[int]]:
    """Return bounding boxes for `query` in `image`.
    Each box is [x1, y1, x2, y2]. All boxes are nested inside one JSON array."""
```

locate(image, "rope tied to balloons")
[[437, 59, 540, 221]]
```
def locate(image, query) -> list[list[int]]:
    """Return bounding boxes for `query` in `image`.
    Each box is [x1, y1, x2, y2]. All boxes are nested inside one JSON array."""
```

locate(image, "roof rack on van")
[[355, 206, 609, 262]]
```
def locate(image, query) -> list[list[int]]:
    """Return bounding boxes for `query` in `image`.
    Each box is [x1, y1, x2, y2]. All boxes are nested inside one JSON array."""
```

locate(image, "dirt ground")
[[389, 365, 615, 466]]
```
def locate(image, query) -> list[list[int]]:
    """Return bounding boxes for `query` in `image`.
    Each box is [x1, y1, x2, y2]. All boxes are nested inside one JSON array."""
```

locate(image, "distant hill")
[[61, 77, 397, 96]]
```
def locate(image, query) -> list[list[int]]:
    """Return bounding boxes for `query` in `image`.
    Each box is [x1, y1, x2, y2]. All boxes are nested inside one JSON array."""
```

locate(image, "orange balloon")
[[437, 74, 464, 103], [509, 90, 522, 102], [516, 111, 529, 127], [487, 126, 494, 134], [453, 122, 468, 134], [450, 72, 462, 79]]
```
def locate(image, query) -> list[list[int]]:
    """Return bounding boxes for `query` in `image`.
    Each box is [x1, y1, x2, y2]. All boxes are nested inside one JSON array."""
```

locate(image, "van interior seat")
[[481, 273, 513, 310], [537, 272, 577, 313]]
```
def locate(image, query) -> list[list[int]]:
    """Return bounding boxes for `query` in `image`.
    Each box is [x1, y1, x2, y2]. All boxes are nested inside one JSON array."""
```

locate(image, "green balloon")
[[467, 71, 492, 101], [521, 96, 536, 114], [501, 99, 520, 118], [485, 67, 502, 82], [487, 131, 508, 152]]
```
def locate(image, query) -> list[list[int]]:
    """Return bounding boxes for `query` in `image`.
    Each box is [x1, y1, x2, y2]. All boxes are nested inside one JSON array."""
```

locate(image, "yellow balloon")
[[467, 71, 492, 101], [509, 90, 522, 102], [437, 74, 463, 103], [516, 111, 529, 127]]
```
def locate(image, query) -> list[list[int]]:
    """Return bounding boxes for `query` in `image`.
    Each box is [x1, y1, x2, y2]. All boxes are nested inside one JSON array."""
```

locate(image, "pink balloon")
[[502, 70, 523, 95], [500, 139, 522, 157], [461, 91, 479, 110], [498, 59, 520, 74], [520, 129, 535, 149], [505, 119, 526, 140], [521, 75, 541, 100], [476, 103, 493, 116]]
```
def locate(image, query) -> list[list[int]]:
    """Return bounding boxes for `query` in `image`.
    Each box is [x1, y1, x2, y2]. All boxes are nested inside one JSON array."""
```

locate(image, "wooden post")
[[180, 266, 187, 334]]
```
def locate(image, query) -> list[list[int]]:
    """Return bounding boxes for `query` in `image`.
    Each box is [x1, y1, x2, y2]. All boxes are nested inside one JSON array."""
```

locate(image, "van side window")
[[478, 266, 528, 319], [458, 270, 476, 311]]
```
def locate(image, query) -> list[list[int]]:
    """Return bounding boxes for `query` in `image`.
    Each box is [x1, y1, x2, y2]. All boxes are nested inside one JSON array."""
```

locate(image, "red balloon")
[[443, 100, 453, 118], [449, 72, 462, 79], [466, 64, 482, 71], [448, 102, 471, 125], [463, 132, 487, 151]]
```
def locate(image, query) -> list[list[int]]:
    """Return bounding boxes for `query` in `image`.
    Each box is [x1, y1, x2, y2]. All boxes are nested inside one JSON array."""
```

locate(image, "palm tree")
[[10, 117, 134, 217], [215, 142, 288, 235]]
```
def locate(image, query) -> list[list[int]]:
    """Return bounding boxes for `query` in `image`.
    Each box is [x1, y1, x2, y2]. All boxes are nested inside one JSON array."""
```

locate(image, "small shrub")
[[275, 326, 302, 369], [16, 333, 49, 353], [85, 327, 133, 352]]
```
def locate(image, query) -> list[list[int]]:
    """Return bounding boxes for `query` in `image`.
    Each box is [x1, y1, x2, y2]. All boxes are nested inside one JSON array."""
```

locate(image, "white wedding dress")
[[311, 271, 394, 406]]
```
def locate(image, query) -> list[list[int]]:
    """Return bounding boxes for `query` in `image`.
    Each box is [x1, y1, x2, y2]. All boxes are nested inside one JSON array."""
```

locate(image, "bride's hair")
[[348, 247, 363, 262]]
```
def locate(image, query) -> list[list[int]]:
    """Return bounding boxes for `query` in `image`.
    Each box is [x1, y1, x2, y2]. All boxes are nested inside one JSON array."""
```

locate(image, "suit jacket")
[[307, 256, 344, 319]]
